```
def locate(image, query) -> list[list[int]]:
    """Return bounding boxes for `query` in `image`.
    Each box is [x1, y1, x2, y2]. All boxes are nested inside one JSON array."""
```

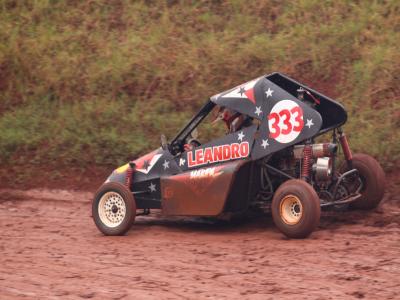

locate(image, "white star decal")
[[163, 160, 170, 170], [149, 182, 156, 192], [306, 119, 314, 128], [179, 158, 186, 166], [261, 139, 269, 149], [255, 106, 262, 116], [237, 131, 245, 142], [265, 88, 274, 98]]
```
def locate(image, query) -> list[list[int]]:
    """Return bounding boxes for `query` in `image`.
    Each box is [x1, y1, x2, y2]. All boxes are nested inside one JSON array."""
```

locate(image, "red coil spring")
[[322, 143, 329, 156], [125, 165, 133, 188], [301, 145, 312, 180]]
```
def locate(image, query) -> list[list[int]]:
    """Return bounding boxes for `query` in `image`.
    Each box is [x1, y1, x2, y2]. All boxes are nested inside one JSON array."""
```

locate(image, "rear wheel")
[[92, 182, 136, 235], [341, 153, 385, 210], [272, 179, 320, 239]]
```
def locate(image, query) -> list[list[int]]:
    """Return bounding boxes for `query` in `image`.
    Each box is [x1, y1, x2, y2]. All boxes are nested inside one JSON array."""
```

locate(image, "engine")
[[256, 142, 340, 204], [292, 143, 337, 183]]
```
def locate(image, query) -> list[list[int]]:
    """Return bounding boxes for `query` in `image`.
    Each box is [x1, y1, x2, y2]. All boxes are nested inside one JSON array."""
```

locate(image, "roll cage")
[[169, 101, 216, 155]]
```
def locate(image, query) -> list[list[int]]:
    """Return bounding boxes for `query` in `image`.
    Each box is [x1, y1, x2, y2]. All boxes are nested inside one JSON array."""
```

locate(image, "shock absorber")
[[338, 127, 353, 168], [301, 143, 313, 181]]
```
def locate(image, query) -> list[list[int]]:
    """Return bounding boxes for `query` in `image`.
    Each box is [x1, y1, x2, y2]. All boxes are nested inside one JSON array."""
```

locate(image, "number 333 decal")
[[268, 100, 304, 144]]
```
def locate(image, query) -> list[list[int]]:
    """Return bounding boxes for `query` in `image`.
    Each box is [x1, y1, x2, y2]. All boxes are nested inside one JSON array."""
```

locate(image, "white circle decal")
[[268, 100, 304, 144]]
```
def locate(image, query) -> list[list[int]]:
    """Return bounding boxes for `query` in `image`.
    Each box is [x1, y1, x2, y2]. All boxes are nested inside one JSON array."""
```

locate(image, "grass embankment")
[[0, 1, 399, 186]]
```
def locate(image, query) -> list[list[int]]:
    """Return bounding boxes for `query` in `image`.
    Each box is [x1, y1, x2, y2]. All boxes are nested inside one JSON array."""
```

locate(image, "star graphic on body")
[[261, 139, 269, 149], [237, 131, 245, 142], [142, 160, 150, 170], [238, 87, 246, 96], [306, 119, 314, 128], [265, 88, 274, 98], [149, 182, 156, 192], [179, 158, 186, 166], [255, 106, 262, 116], [163, 160, 170, 170]]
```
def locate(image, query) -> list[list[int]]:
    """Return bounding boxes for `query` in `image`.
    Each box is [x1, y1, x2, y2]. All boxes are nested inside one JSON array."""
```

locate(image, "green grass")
[[0, 0, 399, 175]]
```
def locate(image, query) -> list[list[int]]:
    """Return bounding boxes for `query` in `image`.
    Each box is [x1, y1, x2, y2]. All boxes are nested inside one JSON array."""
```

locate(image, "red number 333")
[[268, 106, 304, 139]]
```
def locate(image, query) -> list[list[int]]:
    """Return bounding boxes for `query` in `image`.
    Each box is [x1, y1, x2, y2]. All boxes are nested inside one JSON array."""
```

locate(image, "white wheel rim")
[[280, 195, 303, 225], [98, 192, 126, 228]]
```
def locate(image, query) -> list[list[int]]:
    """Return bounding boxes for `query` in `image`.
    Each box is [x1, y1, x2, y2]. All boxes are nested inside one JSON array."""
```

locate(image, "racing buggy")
[[92, 73, 385, 238]]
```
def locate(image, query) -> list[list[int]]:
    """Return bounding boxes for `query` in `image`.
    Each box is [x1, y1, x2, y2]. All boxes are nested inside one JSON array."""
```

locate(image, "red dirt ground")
[[0, 175, 399, 299]]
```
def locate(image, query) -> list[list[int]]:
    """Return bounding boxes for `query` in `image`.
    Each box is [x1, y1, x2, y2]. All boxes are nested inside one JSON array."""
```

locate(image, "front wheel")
[[92, 182, 136, 236], [271, 179, 321, 239]]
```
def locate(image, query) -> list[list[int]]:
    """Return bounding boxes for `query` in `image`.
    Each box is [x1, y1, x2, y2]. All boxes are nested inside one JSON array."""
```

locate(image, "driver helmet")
[[214, 106, 244, 132]]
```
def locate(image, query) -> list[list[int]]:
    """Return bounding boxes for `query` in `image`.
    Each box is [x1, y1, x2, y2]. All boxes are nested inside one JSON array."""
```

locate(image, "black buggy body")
[[92, 73, 385, 238]]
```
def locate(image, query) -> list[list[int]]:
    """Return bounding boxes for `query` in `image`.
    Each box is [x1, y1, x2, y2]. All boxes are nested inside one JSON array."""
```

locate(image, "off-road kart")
[[92, 73, 385, 238]]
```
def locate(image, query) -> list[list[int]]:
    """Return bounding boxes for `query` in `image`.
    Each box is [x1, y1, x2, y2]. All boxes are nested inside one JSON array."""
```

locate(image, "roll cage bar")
[[169, 100, 216, 155]]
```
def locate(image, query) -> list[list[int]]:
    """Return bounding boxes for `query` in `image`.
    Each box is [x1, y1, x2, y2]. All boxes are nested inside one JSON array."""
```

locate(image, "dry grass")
[[0, 0, 399, 174]]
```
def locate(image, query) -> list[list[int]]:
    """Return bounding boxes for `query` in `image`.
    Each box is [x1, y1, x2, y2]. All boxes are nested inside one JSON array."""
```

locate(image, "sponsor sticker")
[[187, 142, 250, 168], [190, 167, 220, 179]]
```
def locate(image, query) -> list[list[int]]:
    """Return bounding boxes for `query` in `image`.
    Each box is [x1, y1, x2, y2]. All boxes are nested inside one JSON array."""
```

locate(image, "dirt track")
[[0, 187, 399, 300]]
